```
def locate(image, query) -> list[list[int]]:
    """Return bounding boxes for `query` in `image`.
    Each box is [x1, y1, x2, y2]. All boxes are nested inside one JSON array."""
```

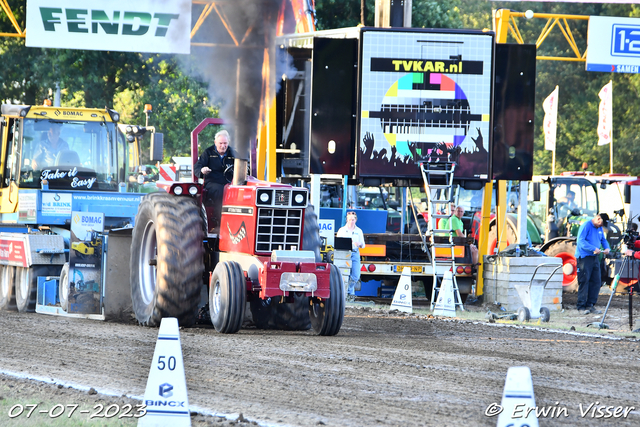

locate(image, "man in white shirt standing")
[[337, 210, 366, 302]]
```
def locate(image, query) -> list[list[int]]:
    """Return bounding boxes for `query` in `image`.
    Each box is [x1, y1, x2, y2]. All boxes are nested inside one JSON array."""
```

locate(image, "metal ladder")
[[419, 160, 464, 311]]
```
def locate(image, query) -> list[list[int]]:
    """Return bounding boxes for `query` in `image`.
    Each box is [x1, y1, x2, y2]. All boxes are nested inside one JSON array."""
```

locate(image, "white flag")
[[543, 86, 559, 151], [597, 80, 613, 146]]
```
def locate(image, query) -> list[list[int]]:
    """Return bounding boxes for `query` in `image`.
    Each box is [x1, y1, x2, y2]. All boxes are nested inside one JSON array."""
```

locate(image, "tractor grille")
[[256, 208, 302, 253]]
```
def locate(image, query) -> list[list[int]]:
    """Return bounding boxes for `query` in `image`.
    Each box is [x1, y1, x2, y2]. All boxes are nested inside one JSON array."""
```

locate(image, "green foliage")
[[115, 57, 218, 161], [2, 0, 640, 175]]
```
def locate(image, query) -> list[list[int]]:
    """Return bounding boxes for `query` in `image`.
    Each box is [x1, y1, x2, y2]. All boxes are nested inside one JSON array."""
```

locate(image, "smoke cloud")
[[183, 0, 282, 161]]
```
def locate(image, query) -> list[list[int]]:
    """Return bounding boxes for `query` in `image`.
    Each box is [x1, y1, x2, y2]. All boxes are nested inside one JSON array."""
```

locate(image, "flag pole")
[[610, 134, 613, 174], [610, 80, 613, 174]]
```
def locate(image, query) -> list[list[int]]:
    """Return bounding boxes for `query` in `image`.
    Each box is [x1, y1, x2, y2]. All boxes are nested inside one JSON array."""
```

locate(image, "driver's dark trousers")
[[576, 255, 600, 310], [205, 182, 225, 228]]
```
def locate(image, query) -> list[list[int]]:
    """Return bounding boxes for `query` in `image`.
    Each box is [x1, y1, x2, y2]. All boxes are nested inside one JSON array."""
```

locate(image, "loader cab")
[[0, 105, 128, 193]]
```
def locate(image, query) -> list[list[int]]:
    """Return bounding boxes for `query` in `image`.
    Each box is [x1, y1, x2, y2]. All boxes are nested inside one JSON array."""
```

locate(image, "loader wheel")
[[16, 265, 60, 313], [309, 264, 345, 336], [209, 261, 246, 333], [130, 193, 204, 327], [0, 265, 16, 311], [59, 263, 70, 312], [544, 240, 578, 293]]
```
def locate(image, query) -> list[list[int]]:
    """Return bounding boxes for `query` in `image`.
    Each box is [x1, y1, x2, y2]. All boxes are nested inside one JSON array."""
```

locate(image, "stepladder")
[[418, 145, 465, 311]]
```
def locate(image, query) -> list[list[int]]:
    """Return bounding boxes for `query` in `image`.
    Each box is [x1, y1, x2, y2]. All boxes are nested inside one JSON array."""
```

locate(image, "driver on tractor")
[[194, 130, 236, 229]]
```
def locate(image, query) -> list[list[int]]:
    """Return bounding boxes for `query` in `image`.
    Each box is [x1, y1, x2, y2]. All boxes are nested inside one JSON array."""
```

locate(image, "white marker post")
[[433, 271, 456, 317], [390, 267, 413, 313], [138, 318, 191, 427], [496, 366, 538, 427]]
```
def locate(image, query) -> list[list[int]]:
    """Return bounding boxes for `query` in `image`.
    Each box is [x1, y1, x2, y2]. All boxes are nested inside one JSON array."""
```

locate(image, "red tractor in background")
[[128, 118, 344, 335]]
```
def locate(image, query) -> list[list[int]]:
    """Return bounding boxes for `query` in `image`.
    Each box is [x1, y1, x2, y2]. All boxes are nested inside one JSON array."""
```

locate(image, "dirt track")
[[0, 303, 639, 427]]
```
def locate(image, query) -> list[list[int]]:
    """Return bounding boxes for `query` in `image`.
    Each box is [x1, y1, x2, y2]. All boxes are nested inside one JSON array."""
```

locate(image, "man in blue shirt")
[[575, 213, 610, 314]]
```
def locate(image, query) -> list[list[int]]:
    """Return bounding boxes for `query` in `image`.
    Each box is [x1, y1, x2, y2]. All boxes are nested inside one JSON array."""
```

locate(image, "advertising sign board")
[[587, 16, 640, 73], [26, 0, 191, 54], [358, 28, 494, 180], [68, 211, 104, 314]]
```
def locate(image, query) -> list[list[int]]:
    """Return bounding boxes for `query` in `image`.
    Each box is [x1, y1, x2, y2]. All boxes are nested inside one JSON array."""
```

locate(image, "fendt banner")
[[26, 0, 191, 54]]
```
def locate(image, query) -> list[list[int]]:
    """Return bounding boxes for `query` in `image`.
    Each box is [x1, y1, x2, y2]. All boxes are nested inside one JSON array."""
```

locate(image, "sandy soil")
[[0, 294, 639, 427]]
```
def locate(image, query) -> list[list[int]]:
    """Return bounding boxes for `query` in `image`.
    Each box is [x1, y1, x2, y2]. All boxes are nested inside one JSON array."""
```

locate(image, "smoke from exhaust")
[[185, 0, 283, 161]]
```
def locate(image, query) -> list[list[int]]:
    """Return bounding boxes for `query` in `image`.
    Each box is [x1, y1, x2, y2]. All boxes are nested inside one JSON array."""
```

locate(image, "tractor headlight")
[[188, 186, 198, 195], [173, 186, 183, 195], [257, 190, 272, 205], [137, 175, 145, 185], [292, 190, 307, 207]]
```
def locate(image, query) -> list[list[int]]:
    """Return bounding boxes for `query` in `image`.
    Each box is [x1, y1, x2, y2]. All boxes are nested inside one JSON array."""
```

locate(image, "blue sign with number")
[[587, 16, 640, 74], [612, 25, 640, 57]]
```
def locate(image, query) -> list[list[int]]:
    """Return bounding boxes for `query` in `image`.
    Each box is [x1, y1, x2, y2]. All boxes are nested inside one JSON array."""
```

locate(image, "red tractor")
[[128, 119, 344, 335]]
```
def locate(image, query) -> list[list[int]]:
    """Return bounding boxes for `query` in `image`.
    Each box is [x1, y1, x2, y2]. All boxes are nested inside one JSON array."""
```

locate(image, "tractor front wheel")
[[209, 261, 246, 333], [130, 193, 204, 327], [309, 264, 345, 336]]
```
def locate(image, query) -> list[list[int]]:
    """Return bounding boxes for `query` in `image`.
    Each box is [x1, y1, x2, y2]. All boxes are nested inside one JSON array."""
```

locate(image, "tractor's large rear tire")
[[545, 240, 578, 293], [250, 206, 320, 331], [209, 261, 246, 333], [269, 205, 322, 330], [0, 265, 16, 311], [130, 193, 204, 327], [16, 265, 61, 312], [309, 264, 345, 336], [303, 205, 322, 262], [249, 295, 275, 329]]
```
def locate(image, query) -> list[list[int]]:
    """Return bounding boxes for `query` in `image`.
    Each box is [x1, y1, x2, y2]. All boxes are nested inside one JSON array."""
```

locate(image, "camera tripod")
[[587, 255, 636, 330]]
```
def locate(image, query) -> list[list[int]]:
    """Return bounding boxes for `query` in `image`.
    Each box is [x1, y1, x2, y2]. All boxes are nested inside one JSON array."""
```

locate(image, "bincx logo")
[[158, 383, 173, 398]]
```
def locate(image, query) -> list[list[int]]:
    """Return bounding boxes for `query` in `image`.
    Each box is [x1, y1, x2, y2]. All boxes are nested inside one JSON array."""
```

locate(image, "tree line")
[[1, 0, 639, 175]]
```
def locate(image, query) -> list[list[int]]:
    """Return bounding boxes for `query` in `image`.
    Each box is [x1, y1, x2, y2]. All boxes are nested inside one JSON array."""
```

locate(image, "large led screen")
[[358, 28, 494, 181]]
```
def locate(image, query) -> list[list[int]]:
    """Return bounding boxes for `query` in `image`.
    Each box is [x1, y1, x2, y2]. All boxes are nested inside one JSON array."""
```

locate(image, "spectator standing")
[[337, 210, 365, 302], [575, 213, 610, 314]]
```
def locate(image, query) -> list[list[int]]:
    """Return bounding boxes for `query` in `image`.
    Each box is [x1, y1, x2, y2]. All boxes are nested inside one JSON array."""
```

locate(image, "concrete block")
[[482, 255, 563, 311]]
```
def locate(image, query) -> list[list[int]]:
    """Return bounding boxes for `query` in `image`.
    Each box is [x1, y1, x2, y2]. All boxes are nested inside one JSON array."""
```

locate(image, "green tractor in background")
[[487, 175, 622, 292]]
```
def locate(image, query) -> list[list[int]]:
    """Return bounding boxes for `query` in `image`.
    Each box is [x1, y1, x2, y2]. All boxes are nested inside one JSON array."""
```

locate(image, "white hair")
[[215, 129, 230, 142]]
